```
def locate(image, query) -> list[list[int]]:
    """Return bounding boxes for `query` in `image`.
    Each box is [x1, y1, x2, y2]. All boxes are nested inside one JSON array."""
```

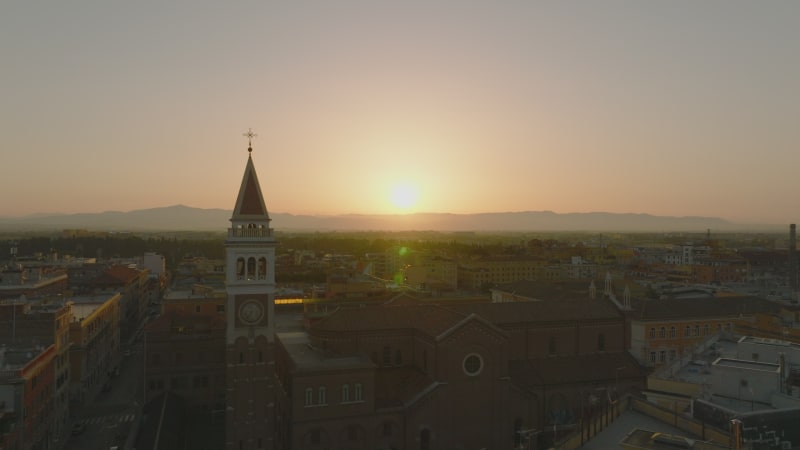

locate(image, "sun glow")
[[389, 183, 419, 211]]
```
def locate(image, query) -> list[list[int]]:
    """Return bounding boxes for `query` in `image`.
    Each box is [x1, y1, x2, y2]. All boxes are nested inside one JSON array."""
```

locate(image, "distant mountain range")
[[0, 205, 784, 233]]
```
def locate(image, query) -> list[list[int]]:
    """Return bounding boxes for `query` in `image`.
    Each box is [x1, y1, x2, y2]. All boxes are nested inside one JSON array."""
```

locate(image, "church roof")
[[629, 295, 780, 321], [311, 297, 623, 338], [312, 303, 467, 337], [450, 298, 623, 324], [491, 280, 596, 300], [510, 352, 642, 386], [231, 153, 270, 221]]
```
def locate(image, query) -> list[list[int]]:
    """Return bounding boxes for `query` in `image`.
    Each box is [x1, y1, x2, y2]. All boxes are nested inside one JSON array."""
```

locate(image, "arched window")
[[693, 325, 700, 337], [354, 383, 362, 401], [659, 327, 666, 338], [685, 326, 691, 337], [669, 326, 676, 338], [597, 333, 605, 351], [318, 386, 327, 405], [649, 328, 656, 338], [341, 384, 349, 403], [236, 258, 245, 280], [247, 257, 256, 280], [304, 388, 313, 406], [258, 257, 267, 280], [704, 324, 710, 335]]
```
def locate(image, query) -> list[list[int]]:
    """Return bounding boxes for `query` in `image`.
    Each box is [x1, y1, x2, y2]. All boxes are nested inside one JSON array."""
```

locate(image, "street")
[[63, 341, 143, 450]]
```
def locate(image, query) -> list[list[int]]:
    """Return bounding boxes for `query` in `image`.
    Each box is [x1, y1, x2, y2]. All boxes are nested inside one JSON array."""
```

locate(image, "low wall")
[[551, 395, 730, 450]]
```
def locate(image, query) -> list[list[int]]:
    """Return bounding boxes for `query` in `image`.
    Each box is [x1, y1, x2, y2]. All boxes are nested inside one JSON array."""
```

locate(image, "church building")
[[146, 136, 644, 450]]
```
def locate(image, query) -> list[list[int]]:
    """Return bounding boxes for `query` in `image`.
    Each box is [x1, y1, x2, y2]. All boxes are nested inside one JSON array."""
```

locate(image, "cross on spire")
[[243, 128, 257, 153]]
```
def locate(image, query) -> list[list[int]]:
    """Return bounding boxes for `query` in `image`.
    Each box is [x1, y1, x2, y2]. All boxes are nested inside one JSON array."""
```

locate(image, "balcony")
[[227, 227, 274, 239]]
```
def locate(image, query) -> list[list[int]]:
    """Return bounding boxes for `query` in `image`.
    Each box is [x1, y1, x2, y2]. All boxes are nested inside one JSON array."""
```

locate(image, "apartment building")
[[0, 344, 57, 450], [0, 300, 72, 439], [69, 293, 121, 403], [628, 296, 780, 368]]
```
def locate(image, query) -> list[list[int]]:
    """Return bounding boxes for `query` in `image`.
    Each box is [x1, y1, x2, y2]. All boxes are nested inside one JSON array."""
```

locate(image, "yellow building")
[[458, 257, 554, 290], [69, 293, 121, 403], [628, 296, 780, 368]]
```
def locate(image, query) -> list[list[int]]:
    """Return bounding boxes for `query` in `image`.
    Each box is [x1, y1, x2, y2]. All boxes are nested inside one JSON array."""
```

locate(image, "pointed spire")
[[231, 131, 270, 222], [589, 280, 596, 299]]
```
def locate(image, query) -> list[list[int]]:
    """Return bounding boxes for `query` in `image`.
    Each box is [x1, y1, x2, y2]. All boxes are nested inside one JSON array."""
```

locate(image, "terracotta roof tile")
[[312, 303, 467, 337], [145, 309, 226, 334], [449, 298, 623, 324], [630, 295, 780, 321], [492, 280, 596, 300], [312, 297, 622, 337], [510, 352, 643, 386], [104, 265, 141, 284]]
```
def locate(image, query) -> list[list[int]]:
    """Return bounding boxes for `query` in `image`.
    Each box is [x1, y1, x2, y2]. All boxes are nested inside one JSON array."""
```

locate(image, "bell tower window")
[[247, 257, 256, 280], [236, 258, 245, 280]]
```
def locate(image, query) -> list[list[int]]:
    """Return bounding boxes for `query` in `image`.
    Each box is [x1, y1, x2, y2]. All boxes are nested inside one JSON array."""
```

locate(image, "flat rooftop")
[[277, 331, 374, 372], [70, 294, 116, 321], [276, 311, 374, 372], [581, 409, 705, 450]]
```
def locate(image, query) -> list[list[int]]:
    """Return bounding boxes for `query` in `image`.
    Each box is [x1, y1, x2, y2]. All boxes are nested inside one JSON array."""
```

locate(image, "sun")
[[389, 183, 419, 210]]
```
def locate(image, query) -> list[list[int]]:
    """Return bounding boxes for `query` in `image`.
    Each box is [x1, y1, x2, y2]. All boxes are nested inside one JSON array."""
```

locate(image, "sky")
[[1, 1, 799, 224]]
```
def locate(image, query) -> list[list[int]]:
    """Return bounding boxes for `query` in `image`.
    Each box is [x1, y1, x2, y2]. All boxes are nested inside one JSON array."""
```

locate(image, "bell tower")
[[225, 130, 278, 450]]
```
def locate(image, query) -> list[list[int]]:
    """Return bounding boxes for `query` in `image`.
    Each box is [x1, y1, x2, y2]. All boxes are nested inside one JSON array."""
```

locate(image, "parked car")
[[71, 423, 87, 435]]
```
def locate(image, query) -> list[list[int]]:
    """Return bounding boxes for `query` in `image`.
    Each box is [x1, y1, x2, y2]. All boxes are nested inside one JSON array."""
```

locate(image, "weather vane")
[[243, 128, 257, 153]]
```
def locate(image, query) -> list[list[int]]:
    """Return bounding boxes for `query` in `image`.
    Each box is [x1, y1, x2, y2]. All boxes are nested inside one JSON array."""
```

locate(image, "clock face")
[[239, 300, 264, 325]]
